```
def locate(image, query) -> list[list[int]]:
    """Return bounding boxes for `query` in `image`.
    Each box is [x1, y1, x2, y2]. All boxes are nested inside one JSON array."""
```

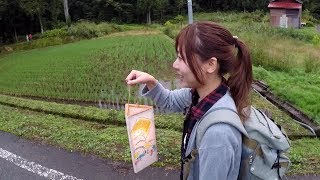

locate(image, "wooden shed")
[[268, 0, 303, 28]]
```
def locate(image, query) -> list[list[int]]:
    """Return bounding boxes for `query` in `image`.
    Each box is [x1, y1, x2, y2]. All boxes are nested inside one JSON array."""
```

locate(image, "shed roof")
[[268, 2, 302, 9], [270, 0, 303, 4]]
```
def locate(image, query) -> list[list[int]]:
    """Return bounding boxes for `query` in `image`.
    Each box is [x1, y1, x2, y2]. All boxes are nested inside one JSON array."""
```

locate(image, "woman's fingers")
[[125, 70, 138, 82], [126, 70, 145, 86], [125, 70, 156, 88], [127, 78, 141, 86]]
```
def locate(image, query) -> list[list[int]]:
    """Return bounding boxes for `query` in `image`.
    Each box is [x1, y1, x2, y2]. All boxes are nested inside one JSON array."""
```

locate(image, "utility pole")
[[63, 0, 71, 26], [187, 0, 193, 24]]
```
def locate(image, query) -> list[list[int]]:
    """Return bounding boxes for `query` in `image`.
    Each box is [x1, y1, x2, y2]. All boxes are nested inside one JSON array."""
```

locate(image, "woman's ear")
[[206, 57, 218, 74]]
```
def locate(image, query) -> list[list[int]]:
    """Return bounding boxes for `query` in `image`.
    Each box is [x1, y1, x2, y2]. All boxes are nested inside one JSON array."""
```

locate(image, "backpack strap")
[[196, 107, 248, 147], [182, 108, 248, 180]]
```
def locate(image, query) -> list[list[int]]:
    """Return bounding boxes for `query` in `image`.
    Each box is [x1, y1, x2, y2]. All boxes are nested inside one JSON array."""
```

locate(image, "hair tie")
[[233, 36, 239, 48]]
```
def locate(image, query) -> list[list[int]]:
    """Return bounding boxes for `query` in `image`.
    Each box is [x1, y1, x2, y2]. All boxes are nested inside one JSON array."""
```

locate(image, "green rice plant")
[[0, 34, 175, 103]]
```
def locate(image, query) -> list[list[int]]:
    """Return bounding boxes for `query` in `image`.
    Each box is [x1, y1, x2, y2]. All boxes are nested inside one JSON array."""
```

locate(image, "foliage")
[[67, 21, 102, 38], [8, 37, 77, 51], [41, 28, 69, 38], [17, 0, 48, 33], [311, 35, 320, 45], [163, 21, 175, 39], [173, 15, 184, 28]]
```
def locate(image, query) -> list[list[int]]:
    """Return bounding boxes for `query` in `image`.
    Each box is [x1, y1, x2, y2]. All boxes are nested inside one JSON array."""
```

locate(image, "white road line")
[[0, 147, 83, 180]]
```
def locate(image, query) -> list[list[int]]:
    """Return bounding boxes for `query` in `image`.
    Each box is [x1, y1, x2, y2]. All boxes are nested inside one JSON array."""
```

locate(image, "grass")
[[289, 138, 320, 175], [0, 104, 181, 168], [254, 67, 320, 124], [0, 95, 317, 175], [0, 94, 183, 132]]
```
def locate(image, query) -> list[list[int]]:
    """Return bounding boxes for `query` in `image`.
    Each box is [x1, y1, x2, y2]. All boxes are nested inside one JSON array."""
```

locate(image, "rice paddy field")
[[0, 33, 175, 102]]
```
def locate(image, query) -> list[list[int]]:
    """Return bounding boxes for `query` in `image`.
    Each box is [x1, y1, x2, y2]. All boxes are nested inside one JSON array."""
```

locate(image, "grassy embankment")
[[0, 93, 317, 175], [194, 12, 320, 123]]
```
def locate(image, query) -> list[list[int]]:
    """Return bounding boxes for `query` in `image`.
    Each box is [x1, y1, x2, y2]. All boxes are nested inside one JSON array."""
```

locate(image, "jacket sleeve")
[[198, 124, 241, 180], [141, 82, 192, 113]]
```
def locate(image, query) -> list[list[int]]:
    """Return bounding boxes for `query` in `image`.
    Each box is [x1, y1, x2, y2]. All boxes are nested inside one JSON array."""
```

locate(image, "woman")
[[125, 21, 253, 180]]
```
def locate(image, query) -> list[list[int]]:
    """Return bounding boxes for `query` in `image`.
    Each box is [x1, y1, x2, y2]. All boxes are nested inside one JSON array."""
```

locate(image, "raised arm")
[[126, 70, 192, 113]]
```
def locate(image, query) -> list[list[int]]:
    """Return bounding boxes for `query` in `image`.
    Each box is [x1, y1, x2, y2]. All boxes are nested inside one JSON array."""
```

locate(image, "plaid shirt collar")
[[190, 79, 228, 121], [182, 78, 229, 154]]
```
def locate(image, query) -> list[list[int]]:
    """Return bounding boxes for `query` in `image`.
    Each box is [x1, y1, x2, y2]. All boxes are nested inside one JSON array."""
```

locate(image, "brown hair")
[[175, 21, 253, 121]]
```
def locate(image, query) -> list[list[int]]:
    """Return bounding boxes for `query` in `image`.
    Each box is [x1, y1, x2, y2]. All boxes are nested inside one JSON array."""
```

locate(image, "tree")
[[154, 0, 169, 20], [137, 0, 153, 24], [304, 0, 320, 20], [47, 0, 63, 28], [137, 0, 168, 24], [17, 0, 48, 33], [175, 0, 185, 14], [0, 0, 27, 43]]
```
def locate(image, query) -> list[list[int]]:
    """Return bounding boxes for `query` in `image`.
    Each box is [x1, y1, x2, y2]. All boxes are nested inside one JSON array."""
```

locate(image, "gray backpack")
[[183, 106, 291, 180]]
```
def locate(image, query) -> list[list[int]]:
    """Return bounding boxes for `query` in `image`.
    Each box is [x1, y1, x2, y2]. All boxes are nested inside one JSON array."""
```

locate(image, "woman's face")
[[172, 51, 201, 88]]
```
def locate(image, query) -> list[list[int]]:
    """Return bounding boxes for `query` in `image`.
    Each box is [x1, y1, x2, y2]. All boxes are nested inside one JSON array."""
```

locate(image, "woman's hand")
[[125, 70, 157, 90]]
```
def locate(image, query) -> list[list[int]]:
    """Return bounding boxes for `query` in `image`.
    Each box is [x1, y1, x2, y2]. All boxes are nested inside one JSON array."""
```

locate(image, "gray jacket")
[[142, 82, 242, 180]]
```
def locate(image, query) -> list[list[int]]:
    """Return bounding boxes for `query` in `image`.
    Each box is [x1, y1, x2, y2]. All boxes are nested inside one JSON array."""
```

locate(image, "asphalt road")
[[0, 131, 179, 180], [0, 130, 319, 180]]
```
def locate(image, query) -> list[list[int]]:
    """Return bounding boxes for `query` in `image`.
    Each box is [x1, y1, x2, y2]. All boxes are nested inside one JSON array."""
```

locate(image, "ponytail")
[[227, 39, 253, 121]]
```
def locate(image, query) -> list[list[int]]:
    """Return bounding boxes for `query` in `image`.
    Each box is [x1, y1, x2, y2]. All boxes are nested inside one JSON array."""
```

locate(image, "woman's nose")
[[172, 58, 179, 69]]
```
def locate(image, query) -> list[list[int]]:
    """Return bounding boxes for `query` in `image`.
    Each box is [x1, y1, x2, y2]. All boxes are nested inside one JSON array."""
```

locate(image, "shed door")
[[280, 14, 288, 28]]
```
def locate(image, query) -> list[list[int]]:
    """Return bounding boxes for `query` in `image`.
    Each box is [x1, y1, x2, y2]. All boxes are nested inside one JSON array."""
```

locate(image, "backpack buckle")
[[272, 162, 281, 169], [181, 154, 192, 164]]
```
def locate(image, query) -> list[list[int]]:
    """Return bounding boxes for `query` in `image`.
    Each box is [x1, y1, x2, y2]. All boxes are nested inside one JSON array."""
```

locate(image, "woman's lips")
[[175, 73, 183, 80]]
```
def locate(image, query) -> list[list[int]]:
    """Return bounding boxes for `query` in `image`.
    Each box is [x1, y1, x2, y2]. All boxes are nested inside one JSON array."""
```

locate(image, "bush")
[[10, 37, 77, 51], [67, 22, 127, 39], [163, 21, 175, 39], [68, 21, 101, 39], [274, 27, 314, 42], [173, 15, 184, 28], [242, 10, 265, 22], [41, 28, 68, 38], [312, 35, 320, 45], [302, 9, 318, 27], [97, 23, 114, 35]]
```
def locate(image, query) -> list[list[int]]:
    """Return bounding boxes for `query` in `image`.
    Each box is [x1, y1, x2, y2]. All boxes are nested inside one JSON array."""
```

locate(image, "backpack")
[[183, 106, 291, 180]]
